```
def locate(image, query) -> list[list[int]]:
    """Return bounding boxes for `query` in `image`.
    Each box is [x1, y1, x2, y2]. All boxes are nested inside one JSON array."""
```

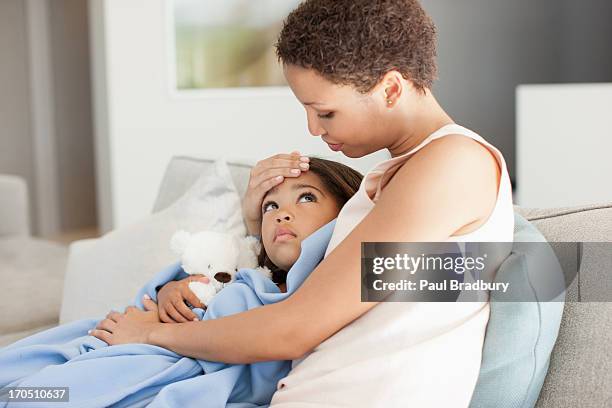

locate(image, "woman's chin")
[[340, 146, 366, 158]]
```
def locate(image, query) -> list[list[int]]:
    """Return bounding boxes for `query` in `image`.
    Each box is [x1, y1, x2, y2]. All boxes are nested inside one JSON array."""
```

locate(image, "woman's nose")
[[306, 111, 325, 136]]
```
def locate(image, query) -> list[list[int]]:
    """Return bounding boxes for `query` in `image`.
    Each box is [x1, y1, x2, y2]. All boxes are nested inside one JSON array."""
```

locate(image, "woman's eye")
[[262, 201, 277, 213], [299, 192, 317, 203], [317, 112, 334, 119]]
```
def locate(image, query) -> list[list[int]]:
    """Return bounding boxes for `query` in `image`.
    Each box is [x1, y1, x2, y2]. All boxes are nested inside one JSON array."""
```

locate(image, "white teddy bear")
[[170, 230, 272, 307]]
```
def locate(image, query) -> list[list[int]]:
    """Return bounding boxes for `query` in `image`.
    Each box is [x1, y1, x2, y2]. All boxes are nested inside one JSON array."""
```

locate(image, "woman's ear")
[[380, 70, 404, 107]]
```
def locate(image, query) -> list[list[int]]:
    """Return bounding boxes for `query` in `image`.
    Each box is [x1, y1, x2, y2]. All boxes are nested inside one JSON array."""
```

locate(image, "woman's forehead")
[[284, 65, 341, 102]]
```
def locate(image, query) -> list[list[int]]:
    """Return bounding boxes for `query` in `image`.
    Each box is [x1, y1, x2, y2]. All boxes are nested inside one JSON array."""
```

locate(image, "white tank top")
[[270, 124, 515, 408]]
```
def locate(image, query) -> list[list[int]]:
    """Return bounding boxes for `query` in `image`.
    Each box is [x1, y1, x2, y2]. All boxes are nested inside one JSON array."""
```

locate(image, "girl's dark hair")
[[257, 157, 363, 285], [275, 0, 438, 94]]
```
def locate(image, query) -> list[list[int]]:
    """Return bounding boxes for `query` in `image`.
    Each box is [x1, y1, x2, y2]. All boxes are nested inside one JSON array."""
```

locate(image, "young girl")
[[92, 1, 514, 406], [153, 157, 363, 323]]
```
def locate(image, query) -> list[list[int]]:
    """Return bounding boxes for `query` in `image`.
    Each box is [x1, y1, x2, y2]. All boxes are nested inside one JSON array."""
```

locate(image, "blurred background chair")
[[0, 174, 68, 345]]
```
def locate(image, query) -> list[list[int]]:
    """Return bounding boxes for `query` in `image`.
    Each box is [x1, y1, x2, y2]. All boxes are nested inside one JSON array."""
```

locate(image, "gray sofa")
[[1, 158, 610, 407]]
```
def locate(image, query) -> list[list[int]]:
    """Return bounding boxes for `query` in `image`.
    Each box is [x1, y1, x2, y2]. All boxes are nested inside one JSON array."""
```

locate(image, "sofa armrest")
[[0, 174, 30, 237], [0, 236, 68, 335], [59, 238, 102, 324]]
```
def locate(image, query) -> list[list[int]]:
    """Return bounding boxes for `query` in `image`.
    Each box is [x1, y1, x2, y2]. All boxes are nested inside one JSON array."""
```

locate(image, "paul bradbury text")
[[371, 279, 509, 293]]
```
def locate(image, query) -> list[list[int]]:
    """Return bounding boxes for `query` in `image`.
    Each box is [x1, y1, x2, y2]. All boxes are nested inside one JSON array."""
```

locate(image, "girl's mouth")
[[275, 233, 296, 242]]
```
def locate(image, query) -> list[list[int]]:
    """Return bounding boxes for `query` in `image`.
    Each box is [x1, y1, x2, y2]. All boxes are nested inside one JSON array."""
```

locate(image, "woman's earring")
[[387, 99, 393, 105]]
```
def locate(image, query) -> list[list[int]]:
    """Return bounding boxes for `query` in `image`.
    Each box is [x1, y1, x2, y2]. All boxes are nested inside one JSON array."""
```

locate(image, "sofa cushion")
[[515, 203, 612, 408], [469, 213, 564, 408], [0, 237, 67, 334], [153, 156, 253, 213], [0, 322, 58, 349], [59, 159, 246, 323]]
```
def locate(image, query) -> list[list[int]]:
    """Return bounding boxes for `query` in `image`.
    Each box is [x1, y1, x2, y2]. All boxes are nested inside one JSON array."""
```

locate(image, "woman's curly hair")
[[275, 0, 438, 94]]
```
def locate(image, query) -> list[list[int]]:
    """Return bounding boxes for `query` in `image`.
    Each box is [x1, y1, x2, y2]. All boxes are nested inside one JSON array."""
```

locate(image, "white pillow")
[[59, 159, 246, 323]]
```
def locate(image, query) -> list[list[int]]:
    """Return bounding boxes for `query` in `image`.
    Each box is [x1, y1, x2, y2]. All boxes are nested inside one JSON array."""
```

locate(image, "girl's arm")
[[148, 136, 499, 363]]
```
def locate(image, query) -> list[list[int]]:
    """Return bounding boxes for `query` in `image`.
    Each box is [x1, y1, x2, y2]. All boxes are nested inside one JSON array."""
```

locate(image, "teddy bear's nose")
[[214, 272, 232, 283]]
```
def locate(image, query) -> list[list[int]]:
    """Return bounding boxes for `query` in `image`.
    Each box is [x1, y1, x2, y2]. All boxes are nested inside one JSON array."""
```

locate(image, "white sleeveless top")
[[270, 124, 514, 408]]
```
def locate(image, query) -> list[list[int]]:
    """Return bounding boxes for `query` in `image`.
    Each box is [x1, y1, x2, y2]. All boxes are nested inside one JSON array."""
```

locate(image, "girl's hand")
[[89, 297, 162, 346], [242, 151, 310, 235], [158, 275, 209, 323]]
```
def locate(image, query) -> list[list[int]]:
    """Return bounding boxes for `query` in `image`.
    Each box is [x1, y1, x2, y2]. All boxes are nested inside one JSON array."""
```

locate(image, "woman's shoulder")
[[375, 133, 500, 240], [394, 132, 499, 193], [424, 132, 500, 164]]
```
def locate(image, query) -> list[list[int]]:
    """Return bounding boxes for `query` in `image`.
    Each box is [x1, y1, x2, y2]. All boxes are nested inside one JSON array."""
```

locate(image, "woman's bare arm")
[[148, 136, 499, 363]]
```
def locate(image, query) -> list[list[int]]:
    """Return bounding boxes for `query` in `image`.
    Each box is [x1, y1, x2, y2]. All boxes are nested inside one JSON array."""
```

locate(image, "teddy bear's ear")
[[170, 230, 191, 255], [243, 235, 262, 256], [236, 236, 261, 269]]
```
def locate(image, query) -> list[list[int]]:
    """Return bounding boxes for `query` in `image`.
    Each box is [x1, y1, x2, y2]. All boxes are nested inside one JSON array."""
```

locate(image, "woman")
[[92, 1, 514, 406]]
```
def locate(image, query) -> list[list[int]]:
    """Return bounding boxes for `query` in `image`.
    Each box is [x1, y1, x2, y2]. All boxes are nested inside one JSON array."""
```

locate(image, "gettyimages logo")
[[361, 242, 611, 302]]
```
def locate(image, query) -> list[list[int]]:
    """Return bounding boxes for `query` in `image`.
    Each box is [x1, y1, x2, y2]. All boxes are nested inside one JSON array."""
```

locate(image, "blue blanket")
[[0, 219, 336, 408]]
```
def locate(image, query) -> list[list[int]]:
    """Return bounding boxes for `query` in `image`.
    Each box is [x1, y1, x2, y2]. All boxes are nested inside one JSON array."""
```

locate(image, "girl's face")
[[260, 171, 340, 271], [284, 64, 396, 158]]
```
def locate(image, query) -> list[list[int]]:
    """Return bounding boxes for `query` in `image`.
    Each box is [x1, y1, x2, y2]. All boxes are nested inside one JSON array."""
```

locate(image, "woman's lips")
[[327, 143, 343, 152]]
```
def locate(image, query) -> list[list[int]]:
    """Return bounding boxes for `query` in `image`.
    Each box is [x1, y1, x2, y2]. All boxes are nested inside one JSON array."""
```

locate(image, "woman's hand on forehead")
[[253, 151, 310, 175], [241, 151, 310, 236]]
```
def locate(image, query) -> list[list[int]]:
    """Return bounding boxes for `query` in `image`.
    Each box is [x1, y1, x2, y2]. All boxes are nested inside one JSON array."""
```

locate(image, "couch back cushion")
[[469, 212, 565, 408], [515, 204, 612, 408], [153, 156, 252, 213], [60, 159, 246, 323]]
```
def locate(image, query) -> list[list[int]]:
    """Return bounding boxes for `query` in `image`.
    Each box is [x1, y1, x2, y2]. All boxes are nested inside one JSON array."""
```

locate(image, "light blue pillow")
[[469, 213, 565, 408]]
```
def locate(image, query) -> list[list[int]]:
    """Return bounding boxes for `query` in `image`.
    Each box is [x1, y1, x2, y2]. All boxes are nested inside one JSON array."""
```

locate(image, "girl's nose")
[[276, 213, 292, 223]]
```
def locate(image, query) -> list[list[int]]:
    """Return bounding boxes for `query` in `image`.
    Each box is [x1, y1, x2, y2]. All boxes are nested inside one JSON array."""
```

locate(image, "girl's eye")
[[317, 112, 334, 119], [299, 192, 317, 203], [262, 201, 278, 213], [263, 193, 316, 213]]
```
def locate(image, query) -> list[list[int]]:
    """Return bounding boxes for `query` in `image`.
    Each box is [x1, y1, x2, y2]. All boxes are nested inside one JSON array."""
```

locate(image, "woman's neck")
[[387, 89, 455, 158]]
